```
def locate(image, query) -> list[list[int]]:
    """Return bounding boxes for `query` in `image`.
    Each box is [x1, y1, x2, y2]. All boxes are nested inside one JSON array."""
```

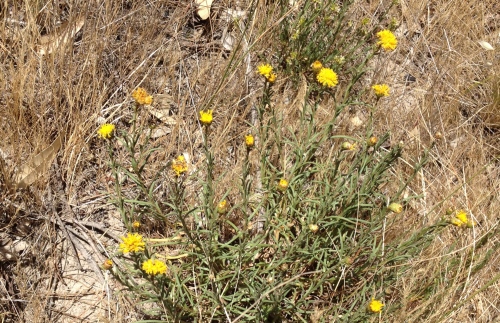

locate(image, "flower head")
[[267, 73, 277, 83], [311, 60, 323, 73], [341, 142, 357, 151], [376, 29, 397, 51], [388, 202, 403, 214], [451, 210, 475, 228], [257, 64, 273, 78], [132, 87, 153, 105], [119, 233, 145, 254], [142, 259, 168, 276], [217, 200, 229, 214], [102, 259, 113, 270], [278, 178, 289, 192], [372, 84, 390, 97], [199, 110, 213, 126], [245, 134, 255, 148], [316, 68, 338, 88], [367, 136, 378, 146], [97, 124, 115, 140], [367, 298, 384, 313], [132, 221, 141, 229], [308, 224, 319, 233], [172, 155, 188, 176]]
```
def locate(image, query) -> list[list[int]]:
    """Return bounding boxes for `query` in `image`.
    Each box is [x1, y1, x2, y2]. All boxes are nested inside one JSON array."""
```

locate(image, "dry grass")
[[0, 0, 499, 322]]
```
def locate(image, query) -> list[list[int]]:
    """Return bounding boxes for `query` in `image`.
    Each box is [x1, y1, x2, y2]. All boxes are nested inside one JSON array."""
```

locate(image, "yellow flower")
[[142, 259, 168, 276], [367, 298, 384, 313], [132, 221, 141, 229], [278, 178, 289, 192], [172, 155, 188, 176], [316, 68, 338, 88], [388, 202, 403, 214], [451, 210, 475, 228], [199, 110, 213, 126], [102, 259, 113, 270], [456, 210, 468, 224], [311, 60, 323, 73], [376, 29, 397, 51], [119, 233, 145, 254], [257, 64, 273, 78], [217, 200, 229, 214], [245, 134, 255, 148], [97, 124, 115, 140], [372, 84, 390, 97], [132, 87, 153, 105], [267, 73, 277, 83]]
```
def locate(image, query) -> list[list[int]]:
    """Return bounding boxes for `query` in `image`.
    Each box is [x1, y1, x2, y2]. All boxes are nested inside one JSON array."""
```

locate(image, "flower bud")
[[388, 202, 403, 213], [308, 224, 319, 233], [277, 178, 289, 192], [217, 200, 229, 214]]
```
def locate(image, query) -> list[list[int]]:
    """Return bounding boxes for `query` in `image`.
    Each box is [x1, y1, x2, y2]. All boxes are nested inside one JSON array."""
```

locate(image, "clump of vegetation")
[[97, 1, 464, 321]]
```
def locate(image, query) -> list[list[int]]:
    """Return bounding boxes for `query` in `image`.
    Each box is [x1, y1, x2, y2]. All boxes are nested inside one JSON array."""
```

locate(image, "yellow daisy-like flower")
[[311, 60, 323, 73], [277, 178, 289, 192], [388, 202, 403, 214], [376, 29, 398, 51], [367, 298, 384, 313], [257, 64, 273, 78], [132, 87, 153, 105], [97, 124, 115, 140], [245, 134, 255, 148], [199, 110, 213, 126], [372, 84, 390, 97], [132, 221, 141, 229], [316, 68, 338, 88], [119, 233, 145, 254], [142, 259, 168, 276], [451, 210, 475, 228], [172, 155, 188, 176]]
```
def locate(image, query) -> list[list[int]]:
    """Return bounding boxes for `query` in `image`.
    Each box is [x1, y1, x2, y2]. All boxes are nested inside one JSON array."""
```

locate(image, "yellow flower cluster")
[[450, 210, 475, 228], [199, 110, 213, 126], [119, 233, 145, 253], [376, 29, 397, 51], [372, 84, 390, 97], [97, 124, 115, 140], [257, 64, 277, 83], [132, 87, 153, 105], [142, 259, 168, 276], [172, 155, 188, 176], [316, 68, 338, 88], [367, 298, 384, 313]]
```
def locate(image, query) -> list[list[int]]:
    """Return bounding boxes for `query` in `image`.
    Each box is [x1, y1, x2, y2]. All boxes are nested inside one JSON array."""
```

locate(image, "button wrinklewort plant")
[[98, 0, 456, 321]]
